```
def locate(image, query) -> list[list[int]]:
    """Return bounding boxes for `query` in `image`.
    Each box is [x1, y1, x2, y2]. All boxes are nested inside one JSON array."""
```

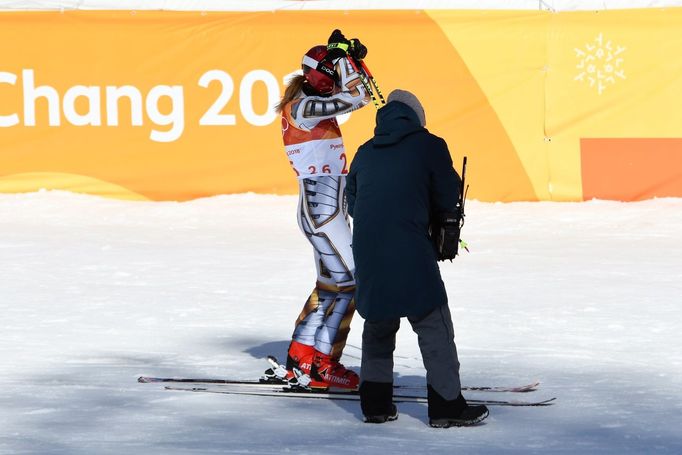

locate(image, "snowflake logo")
[[574, 33, 626, 95]]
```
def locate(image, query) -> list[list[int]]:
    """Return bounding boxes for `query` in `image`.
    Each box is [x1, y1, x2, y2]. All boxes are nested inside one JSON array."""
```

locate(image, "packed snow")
[[1, 191, 681, 454]]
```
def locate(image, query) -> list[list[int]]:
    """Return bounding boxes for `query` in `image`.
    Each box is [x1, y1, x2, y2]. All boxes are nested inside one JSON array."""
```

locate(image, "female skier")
[[271, 30, 370, 390]]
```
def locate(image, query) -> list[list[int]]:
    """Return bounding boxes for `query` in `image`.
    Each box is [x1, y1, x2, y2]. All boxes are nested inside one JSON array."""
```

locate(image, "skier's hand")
[[328, 29, 350, 47], [327, 29, 351, 60], [349, 38, 367, 60]]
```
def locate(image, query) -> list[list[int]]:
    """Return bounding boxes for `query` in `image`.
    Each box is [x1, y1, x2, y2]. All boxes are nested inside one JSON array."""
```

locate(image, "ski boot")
[[307, 350, 359, 391], [285, 341, 315, 377], [261, 341, 314, 385]]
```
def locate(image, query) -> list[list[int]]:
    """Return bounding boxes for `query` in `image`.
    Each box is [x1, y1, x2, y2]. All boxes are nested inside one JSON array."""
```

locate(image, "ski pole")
[[458, 156, 469, 253], [347, 58, 384, 109], [358, 60, 386, 107]]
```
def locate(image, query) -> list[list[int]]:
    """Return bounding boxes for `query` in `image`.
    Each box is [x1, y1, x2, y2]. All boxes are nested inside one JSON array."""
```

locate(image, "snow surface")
[[1, 191, 681, 454]]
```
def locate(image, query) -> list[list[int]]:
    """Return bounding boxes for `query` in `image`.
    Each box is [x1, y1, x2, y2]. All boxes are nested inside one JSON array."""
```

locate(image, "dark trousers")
[[360, 304, 462, 400]]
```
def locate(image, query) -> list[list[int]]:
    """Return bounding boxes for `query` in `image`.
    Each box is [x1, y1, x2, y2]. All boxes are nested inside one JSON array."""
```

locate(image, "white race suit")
[[280, 56, 370, 358]]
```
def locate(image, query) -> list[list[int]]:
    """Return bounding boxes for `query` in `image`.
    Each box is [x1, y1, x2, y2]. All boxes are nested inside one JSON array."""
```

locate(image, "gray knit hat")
[[387, 89, 426, 127]]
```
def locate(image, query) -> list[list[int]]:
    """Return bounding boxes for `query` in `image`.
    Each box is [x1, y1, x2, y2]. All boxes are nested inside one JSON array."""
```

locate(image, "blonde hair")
[[275, 74, 307, 113]]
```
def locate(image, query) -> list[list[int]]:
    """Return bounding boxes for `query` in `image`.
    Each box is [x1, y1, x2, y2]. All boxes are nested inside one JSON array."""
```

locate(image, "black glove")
[[430, 208, 463, 261], [327, 29, 351, 60], [349, 38, 368, 60]]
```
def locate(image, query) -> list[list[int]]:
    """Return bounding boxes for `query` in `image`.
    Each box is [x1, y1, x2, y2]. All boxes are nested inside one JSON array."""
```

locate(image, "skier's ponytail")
[[276, 74, 307, 113]]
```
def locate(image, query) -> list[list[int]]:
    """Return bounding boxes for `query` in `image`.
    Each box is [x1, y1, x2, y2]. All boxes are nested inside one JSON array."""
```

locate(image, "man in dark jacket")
[[346, 89, 488, 428]]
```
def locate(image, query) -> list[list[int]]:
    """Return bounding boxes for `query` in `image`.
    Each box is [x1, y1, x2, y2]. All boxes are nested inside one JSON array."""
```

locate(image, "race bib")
[[285, 138, 349, 178]]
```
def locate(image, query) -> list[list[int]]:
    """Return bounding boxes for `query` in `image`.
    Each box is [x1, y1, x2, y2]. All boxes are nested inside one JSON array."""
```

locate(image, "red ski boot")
[[308, 351, 359, 391], [262, 341, 315, 384], [285, 341, 315, 379]]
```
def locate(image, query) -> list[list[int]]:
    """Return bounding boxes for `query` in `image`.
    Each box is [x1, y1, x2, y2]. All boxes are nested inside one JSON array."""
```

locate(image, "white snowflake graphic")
[[574, 33, 626, 95]]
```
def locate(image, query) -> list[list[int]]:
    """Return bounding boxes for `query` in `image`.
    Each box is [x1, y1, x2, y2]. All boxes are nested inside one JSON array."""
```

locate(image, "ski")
[[138, 376, 540, 393], [138, 376, 285, 385], [163, 384, 556, 407]]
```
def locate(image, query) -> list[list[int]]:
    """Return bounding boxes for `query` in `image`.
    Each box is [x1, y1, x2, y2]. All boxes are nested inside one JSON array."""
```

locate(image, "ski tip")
[[516, 397, 556, 406], [465, 396, 557, 406], [138, 376, 153, 383], [517, 381, 541, 392]]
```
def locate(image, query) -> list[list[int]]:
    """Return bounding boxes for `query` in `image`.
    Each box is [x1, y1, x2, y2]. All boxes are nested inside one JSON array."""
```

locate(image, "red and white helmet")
[[301, 45, 337, 95]]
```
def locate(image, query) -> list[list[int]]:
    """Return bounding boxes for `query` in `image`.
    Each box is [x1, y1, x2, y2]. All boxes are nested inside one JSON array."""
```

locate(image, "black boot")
[[360, 381, 399, 424], [427, 385, 489, 428]]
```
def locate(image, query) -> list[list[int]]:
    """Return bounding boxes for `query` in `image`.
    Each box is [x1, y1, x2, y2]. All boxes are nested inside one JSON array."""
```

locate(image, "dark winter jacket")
[[346, 101, 462, 322]]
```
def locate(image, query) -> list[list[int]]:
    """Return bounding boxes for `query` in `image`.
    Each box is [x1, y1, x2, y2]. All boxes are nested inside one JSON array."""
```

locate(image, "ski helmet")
[[301, 45, 337, 95]]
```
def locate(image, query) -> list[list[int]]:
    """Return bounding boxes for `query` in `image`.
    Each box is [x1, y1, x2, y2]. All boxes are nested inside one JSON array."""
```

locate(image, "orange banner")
[[2, 10, 682, 202], [0, 10, 536, 201]]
